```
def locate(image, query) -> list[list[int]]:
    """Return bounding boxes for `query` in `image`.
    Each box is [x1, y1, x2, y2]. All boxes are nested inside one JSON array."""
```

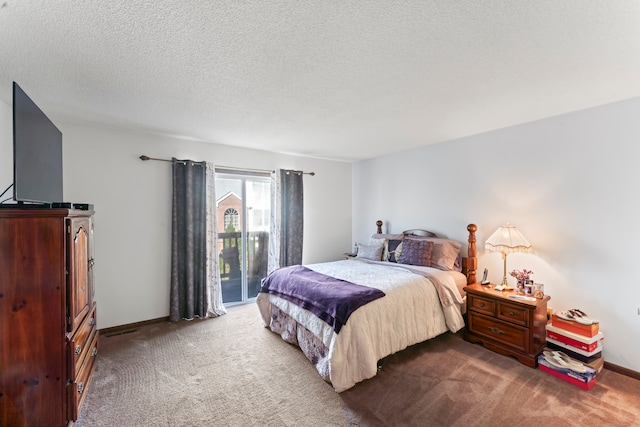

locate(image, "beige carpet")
[[77, 303, 640, 427]]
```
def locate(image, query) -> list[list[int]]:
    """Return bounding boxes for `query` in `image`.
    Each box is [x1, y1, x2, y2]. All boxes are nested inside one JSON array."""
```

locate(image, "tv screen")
[[13, 82, 63, 204]]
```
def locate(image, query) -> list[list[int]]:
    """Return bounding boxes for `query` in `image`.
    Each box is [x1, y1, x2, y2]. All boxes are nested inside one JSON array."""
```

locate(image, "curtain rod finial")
[[309, 172, 315, 176], [140, 155, 150, 161]]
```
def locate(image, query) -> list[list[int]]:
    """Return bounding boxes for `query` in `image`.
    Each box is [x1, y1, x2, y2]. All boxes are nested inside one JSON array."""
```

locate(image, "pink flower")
[[509, 269, 533, 281]]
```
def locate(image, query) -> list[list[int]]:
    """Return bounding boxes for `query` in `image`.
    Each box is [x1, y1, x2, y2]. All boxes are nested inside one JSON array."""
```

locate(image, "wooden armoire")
[[0, 208, 98, 426]]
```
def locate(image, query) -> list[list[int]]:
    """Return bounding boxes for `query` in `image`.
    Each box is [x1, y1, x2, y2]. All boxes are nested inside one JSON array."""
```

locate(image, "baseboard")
[[604, 361, 640, 381], [99, 316, 170, 337]]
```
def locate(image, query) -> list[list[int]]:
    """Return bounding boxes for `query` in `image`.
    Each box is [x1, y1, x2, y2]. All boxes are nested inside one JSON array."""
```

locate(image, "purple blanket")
[[260, 265, 385, 333]]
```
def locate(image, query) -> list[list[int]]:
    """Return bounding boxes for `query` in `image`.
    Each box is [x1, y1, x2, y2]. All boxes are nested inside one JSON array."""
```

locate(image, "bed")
[[256, 221, 478, 392]]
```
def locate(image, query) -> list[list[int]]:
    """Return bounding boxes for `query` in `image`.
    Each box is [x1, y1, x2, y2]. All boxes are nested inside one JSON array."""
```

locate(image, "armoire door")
[[67, 217, 91, 333]]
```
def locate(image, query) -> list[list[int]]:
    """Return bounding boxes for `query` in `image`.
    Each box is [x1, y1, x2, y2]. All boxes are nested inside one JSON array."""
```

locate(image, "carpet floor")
[[76, 303, 640, 427]]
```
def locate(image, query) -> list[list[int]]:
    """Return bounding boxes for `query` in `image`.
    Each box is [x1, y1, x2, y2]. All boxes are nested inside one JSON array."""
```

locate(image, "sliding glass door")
[[215, 172, 271, 304]]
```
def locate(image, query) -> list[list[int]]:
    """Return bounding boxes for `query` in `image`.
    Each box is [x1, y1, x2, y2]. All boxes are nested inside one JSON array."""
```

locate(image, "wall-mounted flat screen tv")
[[13, 82, 63, 204]]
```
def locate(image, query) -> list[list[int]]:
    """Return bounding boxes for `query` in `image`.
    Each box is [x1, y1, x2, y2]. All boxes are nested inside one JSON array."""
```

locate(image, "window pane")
[[245, 179, 270, 299], [215, 174, 270, 303], [216, 178, 243, 303]]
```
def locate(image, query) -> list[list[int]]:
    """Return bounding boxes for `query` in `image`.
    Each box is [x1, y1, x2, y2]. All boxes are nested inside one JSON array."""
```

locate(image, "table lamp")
[[484, 224, 532, 289]]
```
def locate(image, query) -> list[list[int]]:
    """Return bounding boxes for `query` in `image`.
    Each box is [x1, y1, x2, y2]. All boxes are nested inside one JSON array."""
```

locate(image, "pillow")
[[370, 234, 404, 262], [397, 238, 434, 267], [405, 236, 462, 271], [432, 239, 462, 271], [453, 253, 463, 272], [356, 241, 385, 261], [387, 239, 403, 263]]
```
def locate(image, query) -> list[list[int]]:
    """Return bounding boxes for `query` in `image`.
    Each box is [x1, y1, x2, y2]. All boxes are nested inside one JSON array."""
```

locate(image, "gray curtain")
[[279, 169, 304, 266], [170, 158, 208, 322]]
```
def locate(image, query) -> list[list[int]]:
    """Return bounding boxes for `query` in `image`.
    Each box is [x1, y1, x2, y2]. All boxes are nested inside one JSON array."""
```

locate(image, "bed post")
[[376, 220, 383, 234], [466, 224, 478, 284]]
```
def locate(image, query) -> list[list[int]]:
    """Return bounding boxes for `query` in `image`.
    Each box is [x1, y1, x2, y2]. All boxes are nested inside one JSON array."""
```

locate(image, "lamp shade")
[[485, 224, 532, 254]]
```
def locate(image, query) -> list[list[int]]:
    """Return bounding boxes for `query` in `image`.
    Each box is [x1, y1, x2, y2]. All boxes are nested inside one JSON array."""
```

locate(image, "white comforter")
[[256, 259, 466, 392]]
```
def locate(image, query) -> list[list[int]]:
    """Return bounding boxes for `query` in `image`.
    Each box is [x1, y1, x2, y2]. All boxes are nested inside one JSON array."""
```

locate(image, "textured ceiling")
[[1, 1, 639, 162]]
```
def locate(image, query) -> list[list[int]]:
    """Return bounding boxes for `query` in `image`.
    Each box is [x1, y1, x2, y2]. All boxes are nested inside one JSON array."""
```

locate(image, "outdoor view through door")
[[215, 173, 271, 304]]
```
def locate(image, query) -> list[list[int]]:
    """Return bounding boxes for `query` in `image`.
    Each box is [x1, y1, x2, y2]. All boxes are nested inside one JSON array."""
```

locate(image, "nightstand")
[[463, 283, 550, 368]]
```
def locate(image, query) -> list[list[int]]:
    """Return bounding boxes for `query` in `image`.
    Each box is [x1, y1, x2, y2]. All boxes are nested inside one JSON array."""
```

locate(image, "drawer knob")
[[489, 327, 505, 335], [77, 382, 84, 395], [479, 303, 485, 307], [75, 344, 82, 355], [92, 347, 98, 357], [509, 311, 515, 316]]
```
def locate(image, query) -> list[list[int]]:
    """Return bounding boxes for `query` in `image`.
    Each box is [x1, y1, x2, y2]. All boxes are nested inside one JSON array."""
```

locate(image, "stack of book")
[[547, 314, 604, 365], [539, 312, 604, 389], [538, 353, 598, 390]]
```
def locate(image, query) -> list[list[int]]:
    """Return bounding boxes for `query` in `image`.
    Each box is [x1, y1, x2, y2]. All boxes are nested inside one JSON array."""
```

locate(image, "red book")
[[545, 324, 603, 352], [539, 364, 597, 390], [546, 340, 602, 364], [537, 354, 596, 383], [551, 314, 599, 337]]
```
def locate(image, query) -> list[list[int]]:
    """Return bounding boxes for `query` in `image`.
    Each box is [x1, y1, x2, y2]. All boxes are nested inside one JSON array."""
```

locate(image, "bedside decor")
[[485, 224, 532, 290], [533, 283, 544, 298], [510, 269, 533, 293]]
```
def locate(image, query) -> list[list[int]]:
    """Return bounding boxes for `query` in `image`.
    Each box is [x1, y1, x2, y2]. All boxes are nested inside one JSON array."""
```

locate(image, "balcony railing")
[[218, 231, 269, 302]]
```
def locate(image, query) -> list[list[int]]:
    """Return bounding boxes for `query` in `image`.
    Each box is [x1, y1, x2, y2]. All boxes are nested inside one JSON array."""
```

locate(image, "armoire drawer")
[[67, 332, 98, 421], [68, 303, 97, 378]]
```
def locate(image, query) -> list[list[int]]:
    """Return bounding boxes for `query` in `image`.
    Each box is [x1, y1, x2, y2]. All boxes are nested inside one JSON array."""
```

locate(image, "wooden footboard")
[[375, 220, 477, 284]]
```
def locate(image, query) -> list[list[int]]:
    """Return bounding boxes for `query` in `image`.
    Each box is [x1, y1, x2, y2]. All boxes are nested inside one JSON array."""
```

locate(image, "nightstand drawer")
[[67, 333, 98, 421], [497, 302, 529, 327], [468, 294, 496, 317], [467, 312, 529, 353]]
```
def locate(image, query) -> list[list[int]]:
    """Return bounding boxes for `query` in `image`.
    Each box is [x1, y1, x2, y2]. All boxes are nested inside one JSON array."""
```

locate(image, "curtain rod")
[[139, 155, 315, 176]]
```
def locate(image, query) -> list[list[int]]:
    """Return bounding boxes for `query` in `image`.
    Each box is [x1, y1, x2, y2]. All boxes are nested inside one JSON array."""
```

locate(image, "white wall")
[[0, 105, 352, 329], [3, 93, 638, 372], [353, 97, 640, 372]]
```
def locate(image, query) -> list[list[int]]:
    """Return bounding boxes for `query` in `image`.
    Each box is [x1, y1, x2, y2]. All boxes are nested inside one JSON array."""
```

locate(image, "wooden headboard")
[[375, 220, 477, 285]]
